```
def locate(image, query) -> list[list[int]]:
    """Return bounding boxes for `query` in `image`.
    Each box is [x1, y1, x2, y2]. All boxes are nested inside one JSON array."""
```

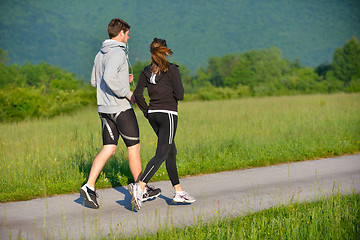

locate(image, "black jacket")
[[134, 63, 184, 118]]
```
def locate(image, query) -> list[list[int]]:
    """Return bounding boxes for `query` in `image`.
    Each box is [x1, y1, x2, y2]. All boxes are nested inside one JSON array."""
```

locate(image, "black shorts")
[[99, 108, 140, 147]]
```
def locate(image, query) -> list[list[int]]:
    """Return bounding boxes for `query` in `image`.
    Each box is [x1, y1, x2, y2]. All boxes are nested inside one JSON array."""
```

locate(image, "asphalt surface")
[[1, 154, 359, 239]]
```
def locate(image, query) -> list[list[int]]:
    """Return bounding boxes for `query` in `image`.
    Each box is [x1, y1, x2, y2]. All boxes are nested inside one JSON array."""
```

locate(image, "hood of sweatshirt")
[[100, 39, 126, 54], [143, 63, 178, 84]]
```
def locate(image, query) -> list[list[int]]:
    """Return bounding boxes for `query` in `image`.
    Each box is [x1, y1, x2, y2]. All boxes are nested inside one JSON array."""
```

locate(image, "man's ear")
[[120, 30, 124, 36]]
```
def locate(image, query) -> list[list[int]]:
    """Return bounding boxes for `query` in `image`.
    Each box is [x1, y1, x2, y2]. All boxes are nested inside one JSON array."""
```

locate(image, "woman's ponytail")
[[150, 38, 173, 74]]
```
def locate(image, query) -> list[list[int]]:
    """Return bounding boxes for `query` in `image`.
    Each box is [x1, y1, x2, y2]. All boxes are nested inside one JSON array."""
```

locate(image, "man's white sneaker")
[[173, 191, 196, 203]]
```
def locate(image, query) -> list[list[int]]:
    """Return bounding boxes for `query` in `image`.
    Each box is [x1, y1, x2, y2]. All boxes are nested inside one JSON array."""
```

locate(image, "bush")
[[193, 85, 250, 101], [346, 78, 360, 92], [0, 86, 96, 122], [0, 58, 96, 122]]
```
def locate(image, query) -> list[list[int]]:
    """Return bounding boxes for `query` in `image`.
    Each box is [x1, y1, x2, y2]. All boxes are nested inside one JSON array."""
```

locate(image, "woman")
[[130, 38, 195, 210]]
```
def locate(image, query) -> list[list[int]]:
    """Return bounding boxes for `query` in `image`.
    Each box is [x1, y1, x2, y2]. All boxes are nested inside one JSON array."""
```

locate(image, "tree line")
[[0, 37, 359, 122], [178, 36, 359, 100]]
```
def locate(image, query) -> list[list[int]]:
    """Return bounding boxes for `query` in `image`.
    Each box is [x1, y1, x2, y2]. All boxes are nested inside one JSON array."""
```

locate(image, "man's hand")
[[129, 74, 134, 84]]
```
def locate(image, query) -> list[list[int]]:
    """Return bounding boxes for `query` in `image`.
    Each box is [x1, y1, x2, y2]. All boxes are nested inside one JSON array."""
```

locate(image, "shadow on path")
[[114, 186, 135, 212], [74, 196, 96, 209], [157, 194, 192, 206], [113, 186, 192, 212]]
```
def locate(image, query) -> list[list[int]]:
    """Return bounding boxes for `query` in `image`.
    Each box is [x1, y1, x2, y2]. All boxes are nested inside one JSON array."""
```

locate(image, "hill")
[[0, 0, 359, 79]]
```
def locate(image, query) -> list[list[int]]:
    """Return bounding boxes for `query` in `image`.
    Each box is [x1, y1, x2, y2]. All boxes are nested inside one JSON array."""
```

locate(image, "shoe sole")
[[79, 189, 99, 209], [172, 198, 196, 203], [142, 191, 161, 202]]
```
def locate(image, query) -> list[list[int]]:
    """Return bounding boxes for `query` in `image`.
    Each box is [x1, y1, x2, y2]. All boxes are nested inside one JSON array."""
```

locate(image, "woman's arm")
[[134, 71, 149, 118], [170, 65, 184, 101]]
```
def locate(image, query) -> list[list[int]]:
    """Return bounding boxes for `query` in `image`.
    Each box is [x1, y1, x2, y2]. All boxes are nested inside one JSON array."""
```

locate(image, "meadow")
[[0, 93, 359, 202]]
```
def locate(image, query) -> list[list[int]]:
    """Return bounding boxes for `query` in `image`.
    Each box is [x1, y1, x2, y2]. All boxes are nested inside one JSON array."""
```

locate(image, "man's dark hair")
[[108, 18, 131, 38]]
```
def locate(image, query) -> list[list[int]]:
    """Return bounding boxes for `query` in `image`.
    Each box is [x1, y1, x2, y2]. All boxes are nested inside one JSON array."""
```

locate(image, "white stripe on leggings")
[[168, 113, 174, 144], [142, 165, 155, 181]]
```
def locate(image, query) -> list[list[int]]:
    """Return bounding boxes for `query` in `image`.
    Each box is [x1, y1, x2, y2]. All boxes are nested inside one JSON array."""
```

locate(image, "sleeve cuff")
[[126, 91, 133, 101]]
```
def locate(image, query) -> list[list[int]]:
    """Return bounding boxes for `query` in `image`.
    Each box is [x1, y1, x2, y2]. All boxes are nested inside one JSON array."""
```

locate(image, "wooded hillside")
[[1, 0, 359, 78]]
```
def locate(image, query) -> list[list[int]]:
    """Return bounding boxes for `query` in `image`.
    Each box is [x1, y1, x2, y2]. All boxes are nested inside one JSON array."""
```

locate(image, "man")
[[79, 18, 160, 209]]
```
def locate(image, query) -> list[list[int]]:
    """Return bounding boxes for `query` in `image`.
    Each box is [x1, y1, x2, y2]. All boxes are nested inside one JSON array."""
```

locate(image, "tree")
[[224, 56, 254, 88], [0, 49, 9, 65], [331, 37, 360, 85], [315, 61, 332, 78], [206, 54, 241, 87], [224, 47, 292, 89]]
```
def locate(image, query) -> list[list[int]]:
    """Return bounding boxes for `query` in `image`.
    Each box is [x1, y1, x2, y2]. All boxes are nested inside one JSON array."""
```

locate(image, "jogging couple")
[[79, 18, 195, 210]]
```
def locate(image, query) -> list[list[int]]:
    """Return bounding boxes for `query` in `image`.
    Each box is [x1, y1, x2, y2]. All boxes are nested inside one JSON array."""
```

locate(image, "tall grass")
[[116, 192, 360, 240], [174, 93, 360, 176], [1, 93, 359, 201]]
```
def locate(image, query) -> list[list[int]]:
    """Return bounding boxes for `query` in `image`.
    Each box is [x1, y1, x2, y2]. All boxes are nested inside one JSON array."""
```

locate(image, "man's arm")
[[90, 54, 99, 87], [90, 64, 96, 87]]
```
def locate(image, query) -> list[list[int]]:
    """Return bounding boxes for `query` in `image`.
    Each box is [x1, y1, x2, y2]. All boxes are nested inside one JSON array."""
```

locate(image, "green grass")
[[113, 192, 360, 240], [1, 93, 359, 202]]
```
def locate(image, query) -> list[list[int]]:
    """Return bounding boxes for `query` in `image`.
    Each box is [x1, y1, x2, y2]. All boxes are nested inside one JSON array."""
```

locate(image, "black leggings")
[[141, 112, 180, 186]]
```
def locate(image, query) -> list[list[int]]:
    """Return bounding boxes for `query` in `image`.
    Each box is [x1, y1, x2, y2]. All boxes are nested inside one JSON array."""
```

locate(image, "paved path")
[[1, 154, 360, 239]]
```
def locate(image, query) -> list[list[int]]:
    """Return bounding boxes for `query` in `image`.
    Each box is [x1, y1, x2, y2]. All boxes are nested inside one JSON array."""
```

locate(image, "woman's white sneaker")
[[130, 183, 143, 210], [173, 191, 196, 203]]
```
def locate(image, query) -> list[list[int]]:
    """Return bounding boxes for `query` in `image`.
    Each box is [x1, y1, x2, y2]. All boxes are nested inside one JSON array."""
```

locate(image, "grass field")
[[115, 191, 360, 240], [1, 93, 359, 202]]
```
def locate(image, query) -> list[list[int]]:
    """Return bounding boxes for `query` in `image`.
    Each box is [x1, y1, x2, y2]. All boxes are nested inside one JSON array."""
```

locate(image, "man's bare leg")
[[128, 143, 142, 182], [87, 144, 117, 188]]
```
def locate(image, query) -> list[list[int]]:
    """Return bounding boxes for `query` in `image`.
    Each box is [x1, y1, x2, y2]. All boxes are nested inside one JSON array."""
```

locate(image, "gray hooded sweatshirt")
[[91, 39, 133, 113]]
